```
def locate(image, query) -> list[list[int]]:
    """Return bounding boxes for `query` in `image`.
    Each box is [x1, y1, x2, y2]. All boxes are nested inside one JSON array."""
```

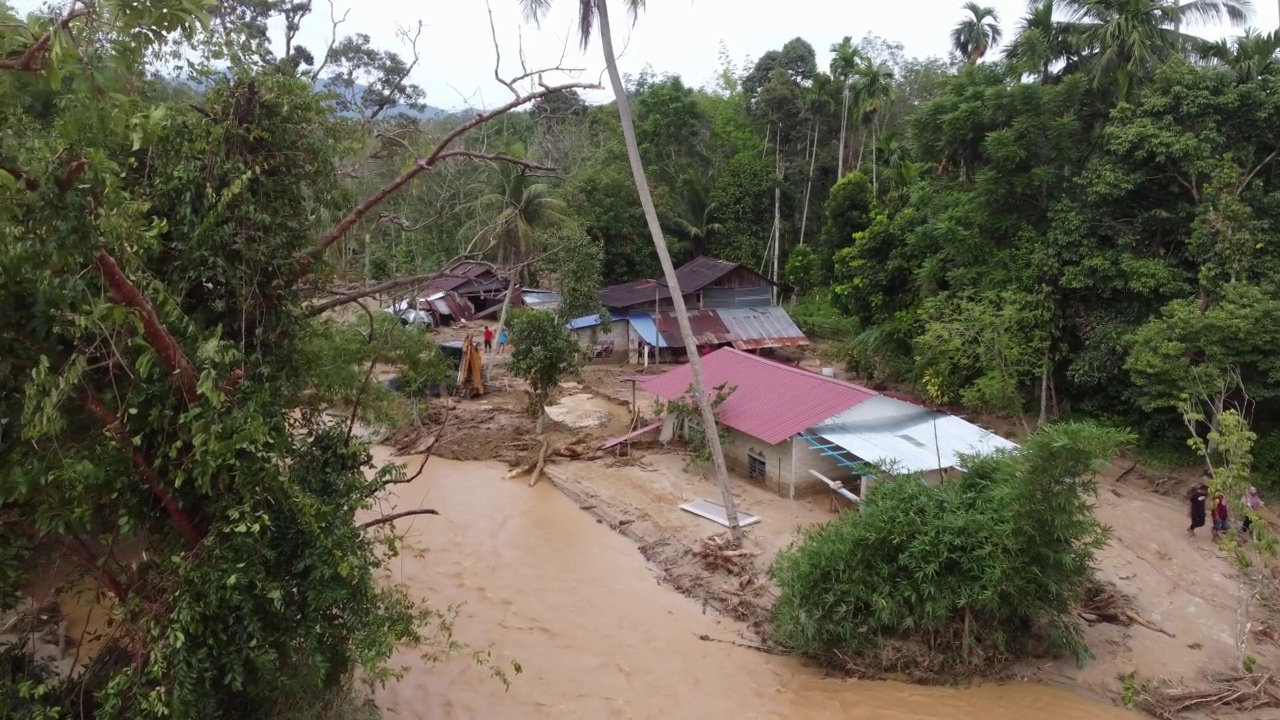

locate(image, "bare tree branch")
[[357, 508, 439, 530], [305, 79, 597, 262], [435, 150, 555, 172], [306, 0, 351, 83], [367, 21, 424, 121]]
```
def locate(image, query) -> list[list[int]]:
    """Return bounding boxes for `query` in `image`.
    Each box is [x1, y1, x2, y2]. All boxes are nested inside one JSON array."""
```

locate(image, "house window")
[[747, 450, 766, 482]]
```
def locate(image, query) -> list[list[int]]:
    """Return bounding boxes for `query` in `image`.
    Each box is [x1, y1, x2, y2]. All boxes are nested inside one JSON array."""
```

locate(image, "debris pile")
[[1139, 673, 1280, 718]]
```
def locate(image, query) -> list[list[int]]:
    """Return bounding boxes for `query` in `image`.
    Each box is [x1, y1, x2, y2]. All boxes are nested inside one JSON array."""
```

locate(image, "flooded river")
[[372, 450, 1134, 719]]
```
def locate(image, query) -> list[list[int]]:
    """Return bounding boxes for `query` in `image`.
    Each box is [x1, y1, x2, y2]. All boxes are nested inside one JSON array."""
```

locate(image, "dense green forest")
[[4, 0, 1280, 715]]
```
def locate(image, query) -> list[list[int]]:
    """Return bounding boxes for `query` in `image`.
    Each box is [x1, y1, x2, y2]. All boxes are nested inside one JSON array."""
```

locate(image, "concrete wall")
[[571, 321, 631, 364], [721, 428, 855, 498]]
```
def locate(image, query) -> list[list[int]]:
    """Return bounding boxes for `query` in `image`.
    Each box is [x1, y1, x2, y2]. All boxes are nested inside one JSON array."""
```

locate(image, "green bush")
[[769, 423, 1131, 677]]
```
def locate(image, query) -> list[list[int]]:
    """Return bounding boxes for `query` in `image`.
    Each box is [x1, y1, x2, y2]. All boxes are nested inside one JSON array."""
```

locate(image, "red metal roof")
[[640, 348, 877, 444]]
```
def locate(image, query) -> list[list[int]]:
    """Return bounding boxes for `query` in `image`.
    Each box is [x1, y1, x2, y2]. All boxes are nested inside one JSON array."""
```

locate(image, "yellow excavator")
[[455, 333, 486, 398]]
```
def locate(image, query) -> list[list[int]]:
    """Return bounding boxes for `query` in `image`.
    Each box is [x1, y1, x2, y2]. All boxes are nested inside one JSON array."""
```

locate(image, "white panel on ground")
[[679, 499, 762, 528]]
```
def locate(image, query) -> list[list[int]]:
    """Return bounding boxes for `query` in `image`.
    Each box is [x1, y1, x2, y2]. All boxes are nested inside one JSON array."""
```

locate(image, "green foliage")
[[540, 225, 607, 324], [506, 309, 582, 421], [0, 3, 507, 717], [770, 423, 1131, 676], [653, 383, 736, 471], [817, 171, 873, 272]]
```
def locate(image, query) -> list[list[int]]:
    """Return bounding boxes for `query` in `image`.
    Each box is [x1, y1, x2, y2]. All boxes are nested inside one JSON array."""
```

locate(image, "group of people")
[[1188, 483, 1264, 540], [482, 325, 507, 355]]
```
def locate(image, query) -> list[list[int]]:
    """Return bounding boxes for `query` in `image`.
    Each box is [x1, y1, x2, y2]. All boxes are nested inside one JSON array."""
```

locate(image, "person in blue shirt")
[[497, 327, 509, 355]]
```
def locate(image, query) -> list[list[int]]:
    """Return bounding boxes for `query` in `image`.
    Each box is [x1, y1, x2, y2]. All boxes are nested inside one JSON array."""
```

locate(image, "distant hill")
[[164, 73, 462, 120]]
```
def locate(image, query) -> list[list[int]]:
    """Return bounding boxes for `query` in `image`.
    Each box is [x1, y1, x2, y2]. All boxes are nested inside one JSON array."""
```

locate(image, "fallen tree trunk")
[[528, 438, 550, 488]]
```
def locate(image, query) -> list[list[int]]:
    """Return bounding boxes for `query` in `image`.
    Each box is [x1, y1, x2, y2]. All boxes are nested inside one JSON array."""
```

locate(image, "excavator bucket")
[[456, 334, 486, 398]]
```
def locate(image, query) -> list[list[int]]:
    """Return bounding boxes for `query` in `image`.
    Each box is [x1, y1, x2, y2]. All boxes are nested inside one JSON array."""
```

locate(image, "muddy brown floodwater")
[[370, 449, 1136, 719]]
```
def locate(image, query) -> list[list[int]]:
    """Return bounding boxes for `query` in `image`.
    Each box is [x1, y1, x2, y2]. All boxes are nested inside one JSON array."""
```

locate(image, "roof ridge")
[[718, 347, 880, 395]]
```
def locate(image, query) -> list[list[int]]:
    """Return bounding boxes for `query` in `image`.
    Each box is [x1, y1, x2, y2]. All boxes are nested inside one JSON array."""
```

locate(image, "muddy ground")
[[379, 330, 1280, 718]]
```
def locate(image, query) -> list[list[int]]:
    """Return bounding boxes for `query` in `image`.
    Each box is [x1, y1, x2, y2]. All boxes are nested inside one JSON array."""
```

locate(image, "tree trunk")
[[596, 0, 743, 541], [772, 130, 782, 304], [1039, 348, 1051, 429], [871, 123, 878, 197], [856, 127, 866, 170], [837, 87, 848, 177], [495, 276, 517, 340], [799, 120, 818, 246], [363, 232, 371, 280]]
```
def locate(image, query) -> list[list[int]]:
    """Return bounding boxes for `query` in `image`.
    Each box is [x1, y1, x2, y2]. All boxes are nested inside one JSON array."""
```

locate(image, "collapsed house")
[[641, 348, 1018, 500], [566, 256, 809, 362]]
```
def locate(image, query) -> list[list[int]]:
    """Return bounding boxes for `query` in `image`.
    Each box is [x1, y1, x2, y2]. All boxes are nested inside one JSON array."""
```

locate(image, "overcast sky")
[[15, 0, 1280, 108]]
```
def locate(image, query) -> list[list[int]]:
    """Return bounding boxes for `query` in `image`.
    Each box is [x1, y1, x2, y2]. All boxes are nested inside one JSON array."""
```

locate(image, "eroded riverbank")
[[366, 449, 1136, 719]]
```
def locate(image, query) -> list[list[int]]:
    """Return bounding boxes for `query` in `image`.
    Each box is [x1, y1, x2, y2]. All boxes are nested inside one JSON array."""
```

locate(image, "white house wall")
[[722, 428, 855, 498], [571, 321, 631, 364]]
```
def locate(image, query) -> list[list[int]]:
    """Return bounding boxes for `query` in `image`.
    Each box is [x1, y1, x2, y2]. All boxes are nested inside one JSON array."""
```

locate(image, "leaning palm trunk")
[[799, 120, 817, 245], [595, 0, 743, 540], [837, 88, 848, 177], [494, 276, 516, 347]]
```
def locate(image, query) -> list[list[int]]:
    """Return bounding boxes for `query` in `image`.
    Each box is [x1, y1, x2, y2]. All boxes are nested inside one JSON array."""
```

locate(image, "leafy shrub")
[[769, 423, 1130, 677]]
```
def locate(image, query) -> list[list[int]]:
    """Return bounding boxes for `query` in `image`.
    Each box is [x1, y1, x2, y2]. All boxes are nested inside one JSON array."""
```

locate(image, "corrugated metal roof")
[[641, 348, 876, 444], [654, 309, 730, 346], [627, 311, 669, 348], [598, 256, 776, 309], [811, 395, 1018, 473], [716, 307, 810, 350], [565, 311, 627, 330]]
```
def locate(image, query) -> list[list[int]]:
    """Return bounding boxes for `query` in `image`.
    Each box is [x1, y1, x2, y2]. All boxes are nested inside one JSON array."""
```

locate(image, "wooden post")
[[789, 437, 797, 502]]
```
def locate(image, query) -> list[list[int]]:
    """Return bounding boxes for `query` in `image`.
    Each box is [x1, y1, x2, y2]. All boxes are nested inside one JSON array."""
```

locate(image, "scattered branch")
[[0, 2, 91, 72], [79, 387, 205, 547], [93, 250, 200, 405], [435, 150, 555, 173], [357, 508, 439, 530]]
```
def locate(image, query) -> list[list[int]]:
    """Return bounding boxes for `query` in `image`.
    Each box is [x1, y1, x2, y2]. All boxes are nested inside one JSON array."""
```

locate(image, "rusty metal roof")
[[598, 256, 775, 309], [654, 309, 730, 347], [426, 261, 505, 295], [717, 307, 810, 350], [641, 306, 809, 351], [640, 348, 877, 444]]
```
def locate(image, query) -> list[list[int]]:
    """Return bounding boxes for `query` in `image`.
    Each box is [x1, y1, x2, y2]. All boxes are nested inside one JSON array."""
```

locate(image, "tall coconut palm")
[[665, 169, 722, 259], [1004, 0, 1081, 82], [800, 72, 834, 244], [1058, 0, 1252, 99], [522, 0, 745, 539], [851, 59, 895, 196], [462, 143, 570, 334], [1196, 26, 1280, 79], [828, 36, 863, 177], [951, 3, 1004, 62]]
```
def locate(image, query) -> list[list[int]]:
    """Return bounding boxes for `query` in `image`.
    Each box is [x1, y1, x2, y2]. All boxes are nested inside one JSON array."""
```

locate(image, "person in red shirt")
[[483, 325, 494, 354], [1211, 493, 1230, 540]]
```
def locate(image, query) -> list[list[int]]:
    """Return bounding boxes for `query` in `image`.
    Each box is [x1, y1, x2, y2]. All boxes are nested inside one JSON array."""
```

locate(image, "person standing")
[[1211, 493, 1230, 540], [1188, 482, 1208, 537], [1242, 486, 1263, 534], [483, 325, 494, 354], [497, 327, 508, 355]]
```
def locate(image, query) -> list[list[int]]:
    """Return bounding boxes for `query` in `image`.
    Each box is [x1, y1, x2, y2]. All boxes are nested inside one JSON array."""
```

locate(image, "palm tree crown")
[[951, 2, 1004, 63]]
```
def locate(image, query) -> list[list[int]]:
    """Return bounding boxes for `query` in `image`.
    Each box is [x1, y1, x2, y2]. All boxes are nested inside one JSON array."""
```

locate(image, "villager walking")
[[1211, 493, 1230, 540], [1242, 486, 1263, 535], [483, 325, 494, 354], [1188, 482, 1208, 536], [497, 327, 508, 355]]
